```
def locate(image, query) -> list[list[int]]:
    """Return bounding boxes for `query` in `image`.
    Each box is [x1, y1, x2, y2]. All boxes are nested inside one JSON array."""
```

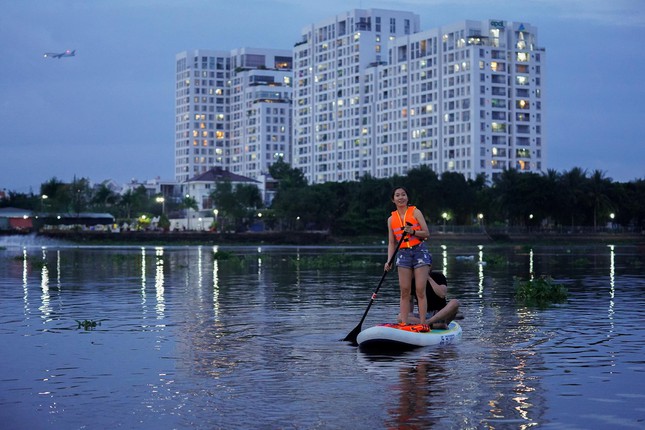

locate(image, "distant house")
[[183, 167, 259, 213], [0, 207, 34, 231], [120, 177, 179, 200]]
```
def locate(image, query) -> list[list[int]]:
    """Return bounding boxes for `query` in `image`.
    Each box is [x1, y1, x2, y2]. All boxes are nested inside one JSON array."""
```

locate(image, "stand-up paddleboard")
[[357, 321, 462, 351]]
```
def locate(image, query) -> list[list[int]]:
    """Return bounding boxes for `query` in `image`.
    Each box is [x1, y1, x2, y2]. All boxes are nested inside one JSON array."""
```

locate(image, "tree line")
[[267, 161, 644, 234], [2, 163, 644, 235]]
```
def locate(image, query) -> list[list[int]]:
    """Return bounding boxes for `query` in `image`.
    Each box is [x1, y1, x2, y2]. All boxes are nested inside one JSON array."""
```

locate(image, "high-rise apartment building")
[[292, 9, 545, 183], [174, 48, 292, 187]]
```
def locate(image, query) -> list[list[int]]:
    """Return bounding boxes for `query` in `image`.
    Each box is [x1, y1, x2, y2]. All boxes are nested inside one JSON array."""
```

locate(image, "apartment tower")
[[292, 9, 545, 184], [174, 48, 293, 186]]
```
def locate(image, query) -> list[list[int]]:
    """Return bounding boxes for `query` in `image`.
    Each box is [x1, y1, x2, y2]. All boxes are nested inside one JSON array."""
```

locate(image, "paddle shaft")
[[343, 230, 408, 343]]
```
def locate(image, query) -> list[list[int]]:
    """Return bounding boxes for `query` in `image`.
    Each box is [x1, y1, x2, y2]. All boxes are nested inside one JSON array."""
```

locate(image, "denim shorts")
[[395, 242, 432, 269]]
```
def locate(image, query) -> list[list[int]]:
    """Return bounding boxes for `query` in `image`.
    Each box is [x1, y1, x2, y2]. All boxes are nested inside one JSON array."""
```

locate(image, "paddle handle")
[[355, 231, 408, 326], [343, 222, 411, 344]]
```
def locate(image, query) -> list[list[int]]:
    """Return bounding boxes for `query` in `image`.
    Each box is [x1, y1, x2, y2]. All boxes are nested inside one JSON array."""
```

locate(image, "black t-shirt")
[[413, 272, 448, 311]]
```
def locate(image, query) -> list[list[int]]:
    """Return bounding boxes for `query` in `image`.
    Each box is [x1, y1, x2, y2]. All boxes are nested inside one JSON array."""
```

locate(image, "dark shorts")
[[395, 242, 432, 269]]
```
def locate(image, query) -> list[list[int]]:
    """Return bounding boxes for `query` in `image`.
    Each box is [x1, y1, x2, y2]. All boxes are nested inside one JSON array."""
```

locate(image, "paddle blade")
[[343, 323, 362, 346]]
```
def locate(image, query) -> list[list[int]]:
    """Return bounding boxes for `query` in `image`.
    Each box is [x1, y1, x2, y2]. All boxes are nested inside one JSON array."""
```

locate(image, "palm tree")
[[588, 170, 613, 231], [182, 195, 199, 230], [559, 167, 589, 228], [91, 184, 119, 212]]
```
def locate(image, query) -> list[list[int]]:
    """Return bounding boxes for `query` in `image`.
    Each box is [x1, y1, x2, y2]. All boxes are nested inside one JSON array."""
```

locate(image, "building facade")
[[174, 48, 293, 192], [292, 9, 545, 183]]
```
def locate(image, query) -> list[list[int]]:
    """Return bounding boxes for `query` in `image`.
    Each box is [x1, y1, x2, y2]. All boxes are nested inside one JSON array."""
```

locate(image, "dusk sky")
[[1, 0, 643, 194]]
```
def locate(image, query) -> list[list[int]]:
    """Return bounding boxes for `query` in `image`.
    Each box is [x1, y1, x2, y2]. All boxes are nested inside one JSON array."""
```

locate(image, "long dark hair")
[[391, 186, 411, 204]]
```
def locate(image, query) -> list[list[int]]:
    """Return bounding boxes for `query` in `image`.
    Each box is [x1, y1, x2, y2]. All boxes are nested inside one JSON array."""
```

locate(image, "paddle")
[[343, 230, 408, 345]]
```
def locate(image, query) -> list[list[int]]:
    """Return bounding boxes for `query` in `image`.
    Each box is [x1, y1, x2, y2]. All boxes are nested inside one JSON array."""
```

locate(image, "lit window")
[[516, 76, 529, 86]]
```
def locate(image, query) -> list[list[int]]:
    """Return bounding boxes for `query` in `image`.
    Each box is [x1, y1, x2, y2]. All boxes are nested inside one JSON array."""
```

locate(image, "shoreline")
[[20, 229, 645, 247]]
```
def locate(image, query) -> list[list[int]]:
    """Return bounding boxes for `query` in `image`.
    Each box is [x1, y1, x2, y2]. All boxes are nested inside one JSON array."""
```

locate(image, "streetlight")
[[185, 194, 191, 230], [155, 196, 165, 215], [442, 212, 448, 233], [41, 194, 48, 213], [477, 213, 484, 227]]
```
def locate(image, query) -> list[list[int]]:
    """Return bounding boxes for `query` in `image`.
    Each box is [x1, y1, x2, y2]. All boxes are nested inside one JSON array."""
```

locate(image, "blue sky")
[[1, 0, 643, 193]]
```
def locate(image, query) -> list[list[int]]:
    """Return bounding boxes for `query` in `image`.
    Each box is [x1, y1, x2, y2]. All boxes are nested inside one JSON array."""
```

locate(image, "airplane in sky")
[[43, 49, 76, 59]]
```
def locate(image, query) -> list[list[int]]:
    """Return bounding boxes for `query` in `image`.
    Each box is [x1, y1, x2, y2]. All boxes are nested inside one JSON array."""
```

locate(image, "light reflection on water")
[[0, 238, 644, 429]]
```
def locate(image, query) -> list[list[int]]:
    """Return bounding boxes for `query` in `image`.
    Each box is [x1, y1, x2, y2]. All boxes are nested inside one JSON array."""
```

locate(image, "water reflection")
[[387, 350, 451, 429], [478, 244, 484, 297], [212, 246, 220, 320], [155, 247, 165, 321], [197, 245, 203, 291], [257, 246, 263, 277], [39, 255, 51, 322], [141, 246, 147, 296], [440, 244, 448, 278], [608, 245, 615, 325], [22, 248, 29, 316], [1, 243, 644, 429]]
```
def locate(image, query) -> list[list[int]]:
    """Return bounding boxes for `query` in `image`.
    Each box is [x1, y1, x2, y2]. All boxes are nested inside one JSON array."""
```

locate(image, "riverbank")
[[29, 229, 645, 246]]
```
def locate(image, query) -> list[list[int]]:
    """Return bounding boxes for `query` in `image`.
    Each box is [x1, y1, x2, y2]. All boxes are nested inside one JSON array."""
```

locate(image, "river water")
[[1, 235, 644, 429]]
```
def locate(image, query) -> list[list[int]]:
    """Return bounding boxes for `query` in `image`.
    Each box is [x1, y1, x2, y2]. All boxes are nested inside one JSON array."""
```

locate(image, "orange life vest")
[[390, 206, 423, 248]]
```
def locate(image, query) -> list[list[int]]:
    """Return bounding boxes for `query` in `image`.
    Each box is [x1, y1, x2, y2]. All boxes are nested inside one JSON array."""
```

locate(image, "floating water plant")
[[76, 319, 101, 330], [484, 254, 508, 266], [289, 254, 375, 269], [515, 276, 568, 307], [572, 257, 590, 267], [213, 250, 235, 260]]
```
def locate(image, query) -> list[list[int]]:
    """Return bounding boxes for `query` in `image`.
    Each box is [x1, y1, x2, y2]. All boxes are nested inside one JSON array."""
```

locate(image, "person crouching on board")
[[400, 271, 460, 329]]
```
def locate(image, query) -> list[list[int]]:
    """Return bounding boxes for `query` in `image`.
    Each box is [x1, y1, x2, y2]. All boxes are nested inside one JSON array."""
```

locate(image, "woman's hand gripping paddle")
[[343, 230, 408, 345]]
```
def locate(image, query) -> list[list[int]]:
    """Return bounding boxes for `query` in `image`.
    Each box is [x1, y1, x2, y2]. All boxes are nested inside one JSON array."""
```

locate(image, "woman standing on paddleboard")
[[384, 186, 432, 325]]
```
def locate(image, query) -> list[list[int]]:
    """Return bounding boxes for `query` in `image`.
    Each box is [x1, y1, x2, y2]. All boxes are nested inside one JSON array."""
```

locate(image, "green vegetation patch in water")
[[76, 319, 102, 330], [515, 275, 568, 307], [289, 254, 377, 269]]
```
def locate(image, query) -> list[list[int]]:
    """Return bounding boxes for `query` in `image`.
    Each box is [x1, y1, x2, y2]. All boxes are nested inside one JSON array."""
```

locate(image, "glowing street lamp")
[[185, 194, 191, 230], [155, 196, 165, 215], [213, 209, 220, 232]]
